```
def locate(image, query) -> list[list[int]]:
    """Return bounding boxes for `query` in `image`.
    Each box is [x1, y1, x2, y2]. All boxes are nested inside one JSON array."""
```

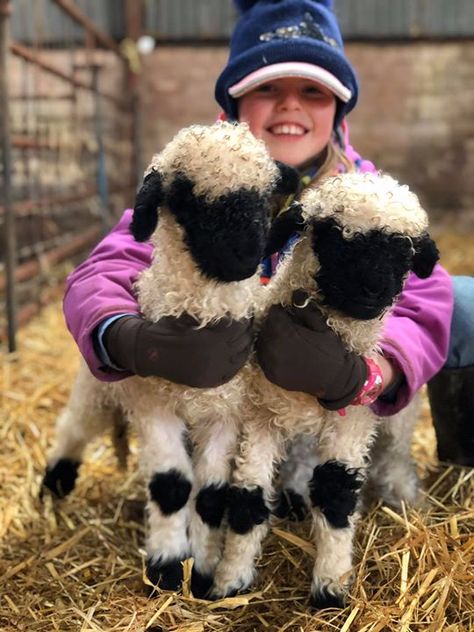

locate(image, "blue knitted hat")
[[215, 0, 358, 128]]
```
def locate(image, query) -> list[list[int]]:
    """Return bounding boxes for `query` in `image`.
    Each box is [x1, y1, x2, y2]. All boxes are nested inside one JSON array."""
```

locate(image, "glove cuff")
[[103, 315, 143, 373], [319, 356, 385, 415], [317, 354, 369, 411]]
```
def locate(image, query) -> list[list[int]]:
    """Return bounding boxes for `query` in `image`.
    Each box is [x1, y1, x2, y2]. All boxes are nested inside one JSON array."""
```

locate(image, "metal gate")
[[0, 0, 138, 350]]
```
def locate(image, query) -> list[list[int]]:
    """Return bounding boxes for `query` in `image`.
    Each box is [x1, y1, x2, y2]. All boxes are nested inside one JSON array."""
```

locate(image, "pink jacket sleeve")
[[63, 209, 153, 381], [372, 265, 453, 416]]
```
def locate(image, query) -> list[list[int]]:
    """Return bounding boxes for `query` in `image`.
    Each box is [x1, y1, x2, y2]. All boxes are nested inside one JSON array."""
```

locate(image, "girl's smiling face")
[[237, 77, 337, 168]]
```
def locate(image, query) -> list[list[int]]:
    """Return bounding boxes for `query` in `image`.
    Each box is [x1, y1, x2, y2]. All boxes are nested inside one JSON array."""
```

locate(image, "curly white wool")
[[147, 121, 278, 202], [301, 171, 428, 237]]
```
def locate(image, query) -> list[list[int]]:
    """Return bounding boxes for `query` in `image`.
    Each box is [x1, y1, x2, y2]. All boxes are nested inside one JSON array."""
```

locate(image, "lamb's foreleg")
[[42, 364, 114, 498], [189, 419, 239, 598], [133, 406, 193, 593], [211, 420, 282, 598], [308, 407, 377, 609]]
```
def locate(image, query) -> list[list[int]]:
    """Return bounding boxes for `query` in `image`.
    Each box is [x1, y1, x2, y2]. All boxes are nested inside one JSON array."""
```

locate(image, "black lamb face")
[[167, 174, 272, 282], [311, 218, 417, 320]]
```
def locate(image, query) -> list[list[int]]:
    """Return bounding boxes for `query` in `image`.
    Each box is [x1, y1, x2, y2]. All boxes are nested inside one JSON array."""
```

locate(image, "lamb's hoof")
[[146, 557, 183, 593], [209, 586, 239, 601], [310, 584, 346, 610], [41, 458, 80, 499], [190, 567, 214, 599], [210, 574, 254, 600], [210, 581, 252, 600], [273, 489, 309, 521]]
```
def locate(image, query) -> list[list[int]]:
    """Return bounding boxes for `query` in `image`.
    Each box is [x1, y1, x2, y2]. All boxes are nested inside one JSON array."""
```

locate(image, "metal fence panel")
[[1, 0, 135, 347]]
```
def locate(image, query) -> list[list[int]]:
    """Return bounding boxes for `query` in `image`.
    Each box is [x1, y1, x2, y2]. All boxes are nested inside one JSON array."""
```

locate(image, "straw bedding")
[[0, 229, 473, 632]]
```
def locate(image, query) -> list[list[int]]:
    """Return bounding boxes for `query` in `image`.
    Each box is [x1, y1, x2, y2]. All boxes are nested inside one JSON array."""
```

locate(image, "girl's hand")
[[103, 314, 253, 388], [256, 291, 368, 410]]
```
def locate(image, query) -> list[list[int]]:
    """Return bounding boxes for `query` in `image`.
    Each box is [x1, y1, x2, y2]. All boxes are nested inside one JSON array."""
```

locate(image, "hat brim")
[[228, 62, 352, 103]]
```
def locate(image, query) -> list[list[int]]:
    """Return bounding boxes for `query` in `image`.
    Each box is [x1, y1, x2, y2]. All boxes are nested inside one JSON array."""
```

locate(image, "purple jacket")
[[63, 138, 453, 416]]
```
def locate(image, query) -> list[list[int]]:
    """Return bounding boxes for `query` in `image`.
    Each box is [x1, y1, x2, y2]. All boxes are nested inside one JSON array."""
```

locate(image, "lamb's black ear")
[[411, 233, 440, 278], [274, 161, 300, 195], [264, 202, 305, 256], [130, 169, 164, 242]]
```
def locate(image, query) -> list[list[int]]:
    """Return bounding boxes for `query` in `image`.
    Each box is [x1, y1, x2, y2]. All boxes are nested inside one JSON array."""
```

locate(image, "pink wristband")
[[337, 357, 384, 416], [351, 357, 385, 406]]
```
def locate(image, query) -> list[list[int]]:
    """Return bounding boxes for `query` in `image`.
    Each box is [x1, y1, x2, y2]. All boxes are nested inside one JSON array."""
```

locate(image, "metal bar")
[[125, 0, 144, 41], [50, 0, 124, 59], [10, 93, 75, 101], [10, 40, 91, 87], [0, 0, 16, 351], [125, 0, 144, 191], [0, 302, 41, 342], [0, 182, 134, 218], [0, 225, 102, 292], [0, 285, 63, 342], [10, 41, 128, 108], [91, 63, 112, 230], [12, 134, 60, 150]]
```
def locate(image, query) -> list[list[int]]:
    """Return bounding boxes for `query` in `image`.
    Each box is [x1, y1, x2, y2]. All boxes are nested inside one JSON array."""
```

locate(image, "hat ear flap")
[[274, 161, 300, 195], [130, 170, 164, 242], [411, 233, 440, 278], [264, 201, 305, 256]]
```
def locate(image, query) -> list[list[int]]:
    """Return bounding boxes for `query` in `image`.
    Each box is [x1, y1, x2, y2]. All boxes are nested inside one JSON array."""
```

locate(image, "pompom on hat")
[[215, 0, 359, 128]]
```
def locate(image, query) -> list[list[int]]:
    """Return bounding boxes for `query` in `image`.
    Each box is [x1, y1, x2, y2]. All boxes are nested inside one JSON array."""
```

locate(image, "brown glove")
[[256, 291, 367, 410], [103, 314, 253, 388]]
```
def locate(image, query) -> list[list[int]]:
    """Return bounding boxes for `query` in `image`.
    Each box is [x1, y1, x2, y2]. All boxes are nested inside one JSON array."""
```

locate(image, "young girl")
[[63, 0, 470, 459]]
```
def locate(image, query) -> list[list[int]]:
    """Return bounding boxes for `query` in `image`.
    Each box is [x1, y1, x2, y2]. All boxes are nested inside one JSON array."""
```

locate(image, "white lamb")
[[42, 121, 298, 595], [210, 171, 439, 608]]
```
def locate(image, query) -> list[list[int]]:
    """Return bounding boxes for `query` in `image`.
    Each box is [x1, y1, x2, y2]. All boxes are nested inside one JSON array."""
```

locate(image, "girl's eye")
[[303, 86, 325, 97], [255, 83, 277, 94]]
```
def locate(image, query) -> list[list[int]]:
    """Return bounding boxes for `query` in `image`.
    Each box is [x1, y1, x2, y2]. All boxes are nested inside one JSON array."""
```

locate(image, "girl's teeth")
[[271, 124, 305, 136]]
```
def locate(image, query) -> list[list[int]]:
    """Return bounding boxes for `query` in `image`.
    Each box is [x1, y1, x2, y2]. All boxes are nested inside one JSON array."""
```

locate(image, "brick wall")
[[139, 41, 474, 223]]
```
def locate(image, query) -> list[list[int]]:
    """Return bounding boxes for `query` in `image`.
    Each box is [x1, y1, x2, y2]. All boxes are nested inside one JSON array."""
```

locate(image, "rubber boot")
[[427, 367, 474, 467]]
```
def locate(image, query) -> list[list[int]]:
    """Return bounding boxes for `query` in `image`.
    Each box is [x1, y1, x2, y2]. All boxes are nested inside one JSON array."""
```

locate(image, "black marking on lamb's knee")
[[227, 485, 269, 535], [146, 556, 183, 592], [148, 470, 191, 515], [195, 483, 229, 528], [309, 460, 362, 529], [273, 489, 309, 522], [41, 458, 80, 499], [310, 585, 346, 610], [190, 567, 214, 599]]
